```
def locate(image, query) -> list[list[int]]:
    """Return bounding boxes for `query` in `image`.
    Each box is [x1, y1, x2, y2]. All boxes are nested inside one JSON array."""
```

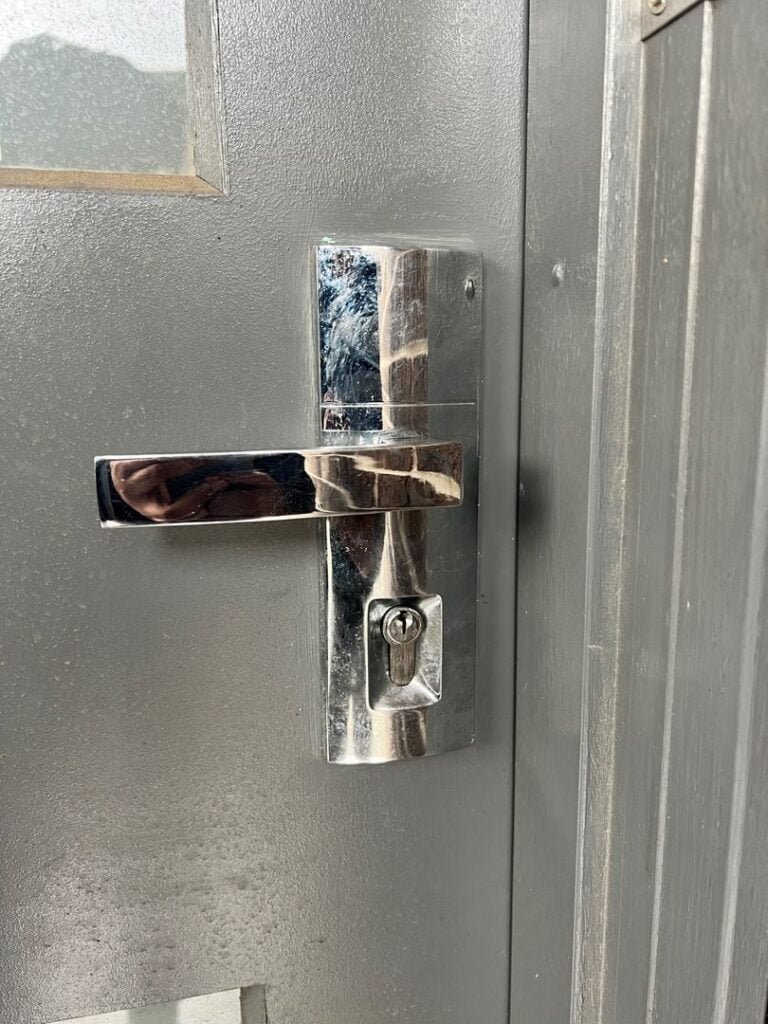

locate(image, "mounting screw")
[[649, 0, 666, 14], [464, 277, 476, 301]]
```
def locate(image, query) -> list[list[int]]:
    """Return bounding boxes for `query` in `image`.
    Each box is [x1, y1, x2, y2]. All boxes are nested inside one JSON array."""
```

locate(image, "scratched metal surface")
[[0, 1, 525, 1022]]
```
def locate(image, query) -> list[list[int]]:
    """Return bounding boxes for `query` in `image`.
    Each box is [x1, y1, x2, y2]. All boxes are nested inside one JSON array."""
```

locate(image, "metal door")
[[0, 3, 525, 1023]]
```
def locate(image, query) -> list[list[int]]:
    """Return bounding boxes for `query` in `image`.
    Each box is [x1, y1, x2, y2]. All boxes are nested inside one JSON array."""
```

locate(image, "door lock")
[[95, 244, 481, 764], [382, 606, 425, 687]]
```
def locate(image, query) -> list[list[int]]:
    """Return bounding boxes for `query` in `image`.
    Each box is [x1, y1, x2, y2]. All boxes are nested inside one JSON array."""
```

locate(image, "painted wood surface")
[[516, 1, 768, 1021]]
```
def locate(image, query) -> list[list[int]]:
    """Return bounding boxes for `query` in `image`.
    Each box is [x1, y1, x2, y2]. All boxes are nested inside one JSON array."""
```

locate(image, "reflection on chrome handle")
[[95, 442, 463, 527]]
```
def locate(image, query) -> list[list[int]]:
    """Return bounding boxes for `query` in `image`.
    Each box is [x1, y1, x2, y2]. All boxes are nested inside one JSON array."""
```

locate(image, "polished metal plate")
[[316, 244, 481, 764]]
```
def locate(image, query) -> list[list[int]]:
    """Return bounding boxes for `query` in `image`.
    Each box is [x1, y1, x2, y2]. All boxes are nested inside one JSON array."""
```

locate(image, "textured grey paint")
[[519, 0, 768, 1021], [0, 2, 525, 1023]]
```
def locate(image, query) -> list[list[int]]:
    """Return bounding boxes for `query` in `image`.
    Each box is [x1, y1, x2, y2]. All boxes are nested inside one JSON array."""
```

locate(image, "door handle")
[[95, 441, 462, 526], [95, 244, 481, 765]]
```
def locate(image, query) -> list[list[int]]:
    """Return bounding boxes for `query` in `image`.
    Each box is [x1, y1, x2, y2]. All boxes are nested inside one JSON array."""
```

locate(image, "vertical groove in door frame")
[[703, 5, 768, 1016], [644, 7, 714, 1019], [712, 315, 768, 1024], [570, 0, 644, 1021]]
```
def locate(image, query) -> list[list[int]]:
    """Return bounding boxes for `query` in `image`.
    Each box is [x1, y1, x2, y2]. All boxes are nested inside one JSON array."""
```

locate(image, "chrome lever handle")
[[95, 441, 462, 527], [95, 243, 481, 765]]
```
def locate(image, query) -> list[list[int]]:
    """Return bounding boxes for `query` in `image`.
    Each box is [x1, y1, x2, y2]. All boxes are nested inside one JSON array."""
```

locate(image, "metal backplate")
[[316, 245, 481, 764], [368, 596, 443, 711]]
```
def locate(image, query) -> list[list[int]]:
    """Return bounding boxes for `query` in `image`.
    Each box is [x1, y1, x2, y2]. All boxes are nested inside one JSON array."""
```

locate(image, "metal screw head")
[[464, 277, 476, 301], [649, 0, 666, 14], [382, 606, 424, 647]]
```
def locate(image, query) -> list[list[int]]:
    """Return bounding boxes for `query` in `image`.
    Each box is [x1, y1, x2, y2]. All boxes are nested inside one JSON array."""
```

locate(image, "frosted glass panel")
[[46, 987, 267, 1024], [0, 1, 193, 175], [48, 988, 239, 1024]]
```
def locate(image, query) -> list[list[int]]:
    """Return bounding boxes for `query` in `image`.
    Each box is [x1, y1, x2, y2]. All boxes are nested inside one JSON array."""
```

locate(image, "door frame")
[[513, 2, 768, 1022]]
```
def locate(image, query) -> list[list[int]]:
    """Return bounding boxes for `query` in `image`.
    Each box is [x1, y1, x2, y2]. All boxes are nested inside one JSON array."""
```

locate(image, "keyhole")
[[382, 605, 425, 686], [392, 612, 408, 638]]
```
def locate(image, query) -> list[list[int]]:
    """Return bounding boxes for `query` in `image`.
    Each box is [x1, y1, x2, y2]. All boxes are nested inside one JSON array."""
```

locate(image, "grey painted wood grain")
[[592, 3, 768, 1021], [651, 3, 768, 1020], [646, 7, 723, 1017], [0, 1, 526, 1022], [610, 9, 708, 1024], [718, 6, 768, 996], [520, 0, 768, 1021], [604, 10, 705, 1021]]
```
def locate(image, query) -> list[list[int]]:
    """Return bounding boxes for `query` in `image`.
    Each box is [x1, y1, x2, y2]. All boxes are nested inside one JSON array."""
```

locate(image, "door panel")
[[0, 2, 525, 1023]]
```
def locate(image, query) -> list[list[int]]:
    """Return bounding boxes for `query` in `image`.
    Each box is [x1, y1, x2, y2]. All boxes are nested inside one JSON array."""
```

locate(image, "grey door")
[[0, 3, 524, 1024]]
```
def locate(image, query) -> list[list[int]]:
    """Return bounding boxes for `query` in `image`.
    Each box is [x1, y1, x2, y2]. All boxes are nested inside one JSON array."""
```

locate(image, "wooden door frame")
[[513, 0, 768, 1020]]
